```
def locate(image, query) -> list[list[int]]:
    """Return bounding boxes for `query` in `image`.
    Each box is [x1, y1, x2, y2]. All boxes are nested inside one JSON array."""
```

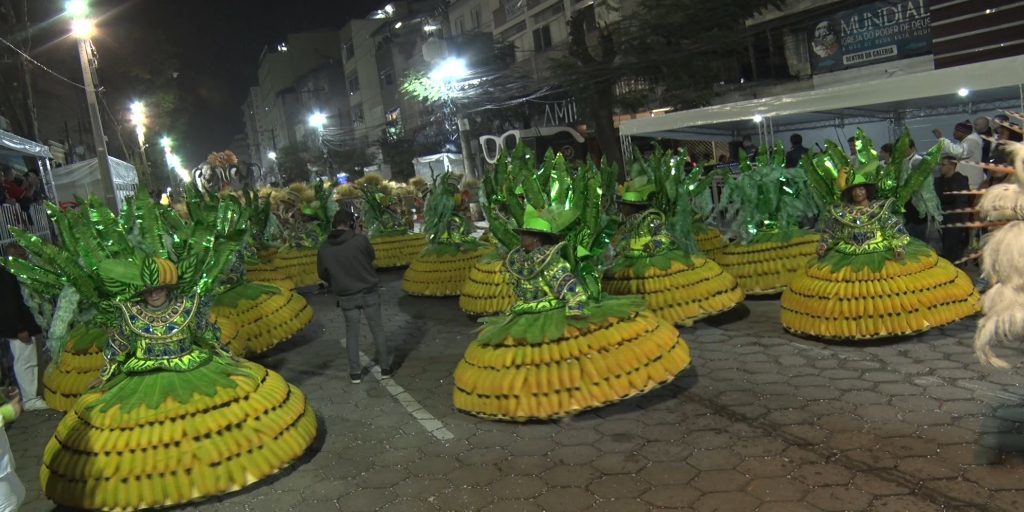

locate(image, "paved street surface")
[[10, 270, 1024, 511]]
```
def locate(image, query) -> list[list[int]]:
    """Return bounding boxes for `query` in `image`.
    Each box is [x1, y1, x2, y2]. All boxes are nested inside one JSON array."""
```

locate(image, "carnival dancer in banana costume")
[[241, 188, 295, 289], [352, 174, 427, 268], [402, 172, 491, 296], [714, 143, 821, 294], [781, 129, 979, 340], [459, 147, 538, 316], [4, 193, 316, 510], [268, 181, 337, 287], [604, 147, 744, 326], [167, 188, 314, 357], [453, 154, 692, 421]]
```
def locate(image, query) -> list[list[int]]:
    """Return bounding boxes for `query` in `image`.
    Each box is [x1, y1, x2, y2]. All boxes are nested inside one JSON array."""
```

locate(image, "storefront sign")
[[810, 0, 931, 73]]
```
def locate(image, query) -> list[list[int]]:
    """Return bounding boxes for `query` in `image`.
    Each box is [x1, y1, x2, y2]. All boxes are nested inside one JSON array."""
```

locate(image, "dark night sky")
[[30, 0, 381, 165]]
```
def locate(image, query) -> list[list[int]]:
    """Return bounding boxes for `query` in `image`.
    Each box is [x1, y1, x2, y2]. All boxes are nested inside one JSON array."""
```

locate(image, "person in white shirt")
[[0, 390, 25, 512], [933, 122, 984, 189]]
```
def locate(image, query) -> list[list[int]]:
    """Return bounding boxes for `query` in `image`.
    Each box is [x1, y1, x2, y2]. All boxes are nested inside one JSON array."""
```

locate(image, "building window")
[[353, 104, 365, 124], [455, 16, 465, 35], [380, 68, 395, 86], [348, 75, 360, 94], [499, 20, 527, 41], [471, 7, 481, 29], [344, 41, 354, 60], [533, 25, 553, 52]]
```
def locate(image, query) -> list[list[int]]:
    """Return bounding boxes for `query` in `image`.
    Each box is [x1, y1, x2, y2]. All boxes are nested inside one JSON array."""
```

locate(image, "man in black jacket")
[[0, 244, 48, 410], [317, 209, 392, 383], [935, 157, 970, 263]]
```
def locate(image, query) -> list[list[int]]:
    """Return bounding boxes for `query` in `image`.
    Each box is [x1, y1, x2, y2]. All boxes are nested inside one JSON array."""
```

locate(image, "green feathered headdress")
[[803, 128, 944, 221], [715, 142, 820, 244]]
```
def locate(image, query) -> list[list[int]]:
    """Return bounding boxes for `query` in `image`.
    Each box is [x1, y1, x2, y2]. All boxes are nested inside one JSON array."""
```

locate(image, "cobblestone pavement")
[[10, 271, 1024, 511]]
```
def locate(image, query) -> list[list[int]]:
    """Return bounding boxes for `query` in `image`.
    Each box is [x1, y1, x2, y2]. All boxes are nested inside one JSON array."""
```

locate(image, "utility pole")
[[76, 37, 117, 209]]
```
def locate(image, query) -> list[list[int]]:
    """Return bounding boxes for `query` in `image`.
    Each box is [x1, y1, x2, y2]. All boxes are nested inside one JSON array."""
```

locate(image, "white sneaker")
[[22, 397, 50, 411]]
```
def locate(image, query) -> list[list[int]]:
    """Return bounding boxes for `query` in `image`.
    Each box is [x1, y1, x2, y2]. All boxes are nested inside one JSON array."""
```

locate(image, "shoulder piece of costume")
[[614, 208, 673, 258]]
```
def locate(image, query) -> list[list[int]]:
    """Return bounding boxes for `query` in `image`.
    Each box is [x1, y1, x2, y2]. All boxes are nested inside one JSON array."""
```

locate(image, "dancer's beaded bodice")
[[820, 199, 909, 255], [505, 242, 587, 316]]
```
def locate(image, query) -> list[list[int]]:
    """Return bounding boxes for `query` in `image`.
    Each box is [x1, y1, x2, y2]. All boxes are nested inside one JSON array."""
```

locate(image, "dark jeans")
[[338, 289, 389, 374], [939, 227, 968, 263]]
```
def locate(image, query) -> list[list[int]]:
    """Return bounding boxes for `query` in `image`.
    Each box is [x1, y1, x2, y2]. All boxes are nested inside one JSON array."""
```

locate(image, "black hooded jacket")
[[317, 228, 379, 296], [0, 266, 42, 338]]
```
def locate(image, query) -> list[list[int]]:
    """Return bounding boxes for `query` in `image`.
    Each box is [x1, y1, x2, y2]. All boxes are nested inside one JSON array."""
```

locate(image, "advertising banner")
[[810, 0, 932, 73]]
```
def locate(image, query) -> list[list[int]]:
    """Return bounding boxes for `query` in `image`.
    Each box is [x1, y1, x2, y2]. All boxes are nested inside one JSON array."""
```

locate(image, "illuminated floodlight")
[[957, 88, 970, 97], [752, 114, 764, 123], [429, 57, 469, 83], [309, 112, 328, 129], [70, 18, 95, 39], [65, 0, 89, 18]]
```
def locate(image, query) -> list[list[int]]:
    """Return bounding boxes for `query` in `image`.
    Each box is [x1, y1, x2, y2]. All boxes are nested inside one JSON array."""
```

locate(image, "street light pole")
[[76, 35, 117, 209]]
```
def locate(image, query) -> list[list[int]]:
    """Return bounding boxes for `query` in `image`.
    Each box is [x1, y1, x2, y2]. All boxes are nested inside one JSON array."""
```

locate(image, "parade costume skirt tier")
[[781, 240, 980, 340], [603, 250, 745, 326], [402, 244, 492, 297], [694, 226, 729, 262], [271, 247, 321, 288], [371, 232, 428, 269], [43, 325, 107, 412], [41, 358, 317, 511], [243, 261, 296, 291], [459, 254, 516, 316], [717, 231, 820, 295], [453, 296, 692, 421], [209, 282, 314, 357]]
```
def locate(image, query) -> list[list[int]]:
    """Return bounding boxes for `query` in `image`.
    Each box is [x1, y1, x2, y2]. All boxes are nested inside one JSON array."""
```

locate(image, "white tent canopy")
[[0, 129, 52, 160], [413, 153, 464, 180], [52, 156, 138, 207], [620, 55, 1024, 143]]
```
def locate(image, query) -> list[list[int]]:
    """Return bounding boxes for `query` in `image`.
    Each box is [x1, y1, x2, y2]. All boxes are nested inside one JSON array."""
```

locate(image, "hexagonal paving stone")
[[964, 466, 1024, 490], [756, 502, 824, 512], [639, 440, 695, 462], [690, 469, 750, 492], [588, 498, 652, 512], [805, 486, 872, 511], [489, 475, 548, 500], [391, 476, 450, 500], [499, 455, 555, 475], [377, 498, 439, 512], [591, 452, 650, 475], [637, 461, 699, 486], [640, 424, 686, 442], [736, 456, 798, 478], [686, 449, 744, 471], [356, 467, 410, 489], [341, 488, 400, 512], [447, 464, 502, 487], [885, 437, 939, 457], [407, 456, 460, 476], [595, 433, 645, 453], [640, 484, 702, 508], [432, 487, 496, 510], [456, 447, 510, 465], [595, 419, 642, 436], [792, 464, 854, 487], [868, 495, 944, 512], [534, 487, 596, 512], [542, 464, 602, 487], [588, 475, 651, 499], [507, 438, 557, 456], [481, 500, 544, 512], [921, 478, 990, 505], [746, 476, 811, 501], [817, 413, 866, 433], [552, 428, 602, 446], [840, 449, 899, 469], [550, 445, 602, 465], [850, 473, 911, 496], [990, 490, 1024, 512]]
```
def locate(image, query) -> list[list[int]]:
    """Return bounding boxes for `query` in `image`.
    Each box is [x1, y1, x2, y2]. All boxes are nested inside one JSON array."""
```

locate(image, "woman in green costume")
[[6, 194, 316, 510], [604, 147, 744, 326], [781, 129, 979, 339], [453, 154, 692, 421]]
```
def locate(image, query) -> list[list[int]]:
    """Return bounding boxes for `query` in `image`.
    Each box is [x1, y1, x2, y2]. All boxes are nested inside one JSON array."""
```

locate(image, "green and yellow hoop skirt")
[[270, 247, 321, 288], [209, 282, 314, 357], [371, 232, 428, 269], [43, 325, 107, 412], [603, 250, 744, 326], [459, 254, 516, 316], [453, 296, 692, 421], [41, 358, 317, 511], [717, 230, 820, 295], [695, 225, 729, 262], [402, 243, 492, 297], [781, 240, 980, 340]]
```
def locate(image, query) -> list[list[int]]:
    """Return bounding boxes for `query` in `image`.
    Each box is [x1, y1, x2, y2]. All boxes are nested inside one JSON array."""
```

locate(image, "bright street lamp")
[[129, 101, 147, 147], [267, 151, 277, 160], [160, 136, 172, 149], [308, 112, 327, 129], [429, 57, 469, 83], [64, 0, 89, 18], [70, 18, 95, 39]]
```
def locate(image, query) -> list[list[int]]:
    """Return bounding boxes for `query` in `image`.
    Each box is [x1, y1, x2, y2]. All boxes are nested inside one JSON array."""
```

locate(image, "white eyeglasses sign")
[[479, 127, 585, 164]]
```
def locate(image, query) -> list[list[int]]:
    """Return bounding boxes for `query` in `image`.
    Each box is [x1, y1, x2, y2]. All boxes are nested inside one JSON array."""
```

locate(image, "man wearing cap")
[[933, 122, 984, 189]]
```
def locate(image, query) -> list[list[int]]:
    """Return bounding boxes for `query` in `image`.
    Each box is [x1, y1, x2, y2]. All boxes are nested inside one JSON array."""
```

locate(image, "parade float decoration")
[[352, 174, 427, 268]]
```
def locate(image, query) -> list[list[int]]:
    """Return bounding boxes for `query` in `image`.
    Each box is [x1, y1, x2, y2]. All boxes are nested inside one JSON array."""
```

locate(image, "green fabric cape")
[[475, 295, 647, 346], [814, 237, 933, 273]]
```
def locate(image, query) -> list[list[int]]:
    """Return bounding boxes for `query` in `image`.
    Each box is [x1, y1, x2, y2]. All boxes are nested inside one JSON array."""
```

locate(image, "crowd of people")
[[1, 167, 45, 228]]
